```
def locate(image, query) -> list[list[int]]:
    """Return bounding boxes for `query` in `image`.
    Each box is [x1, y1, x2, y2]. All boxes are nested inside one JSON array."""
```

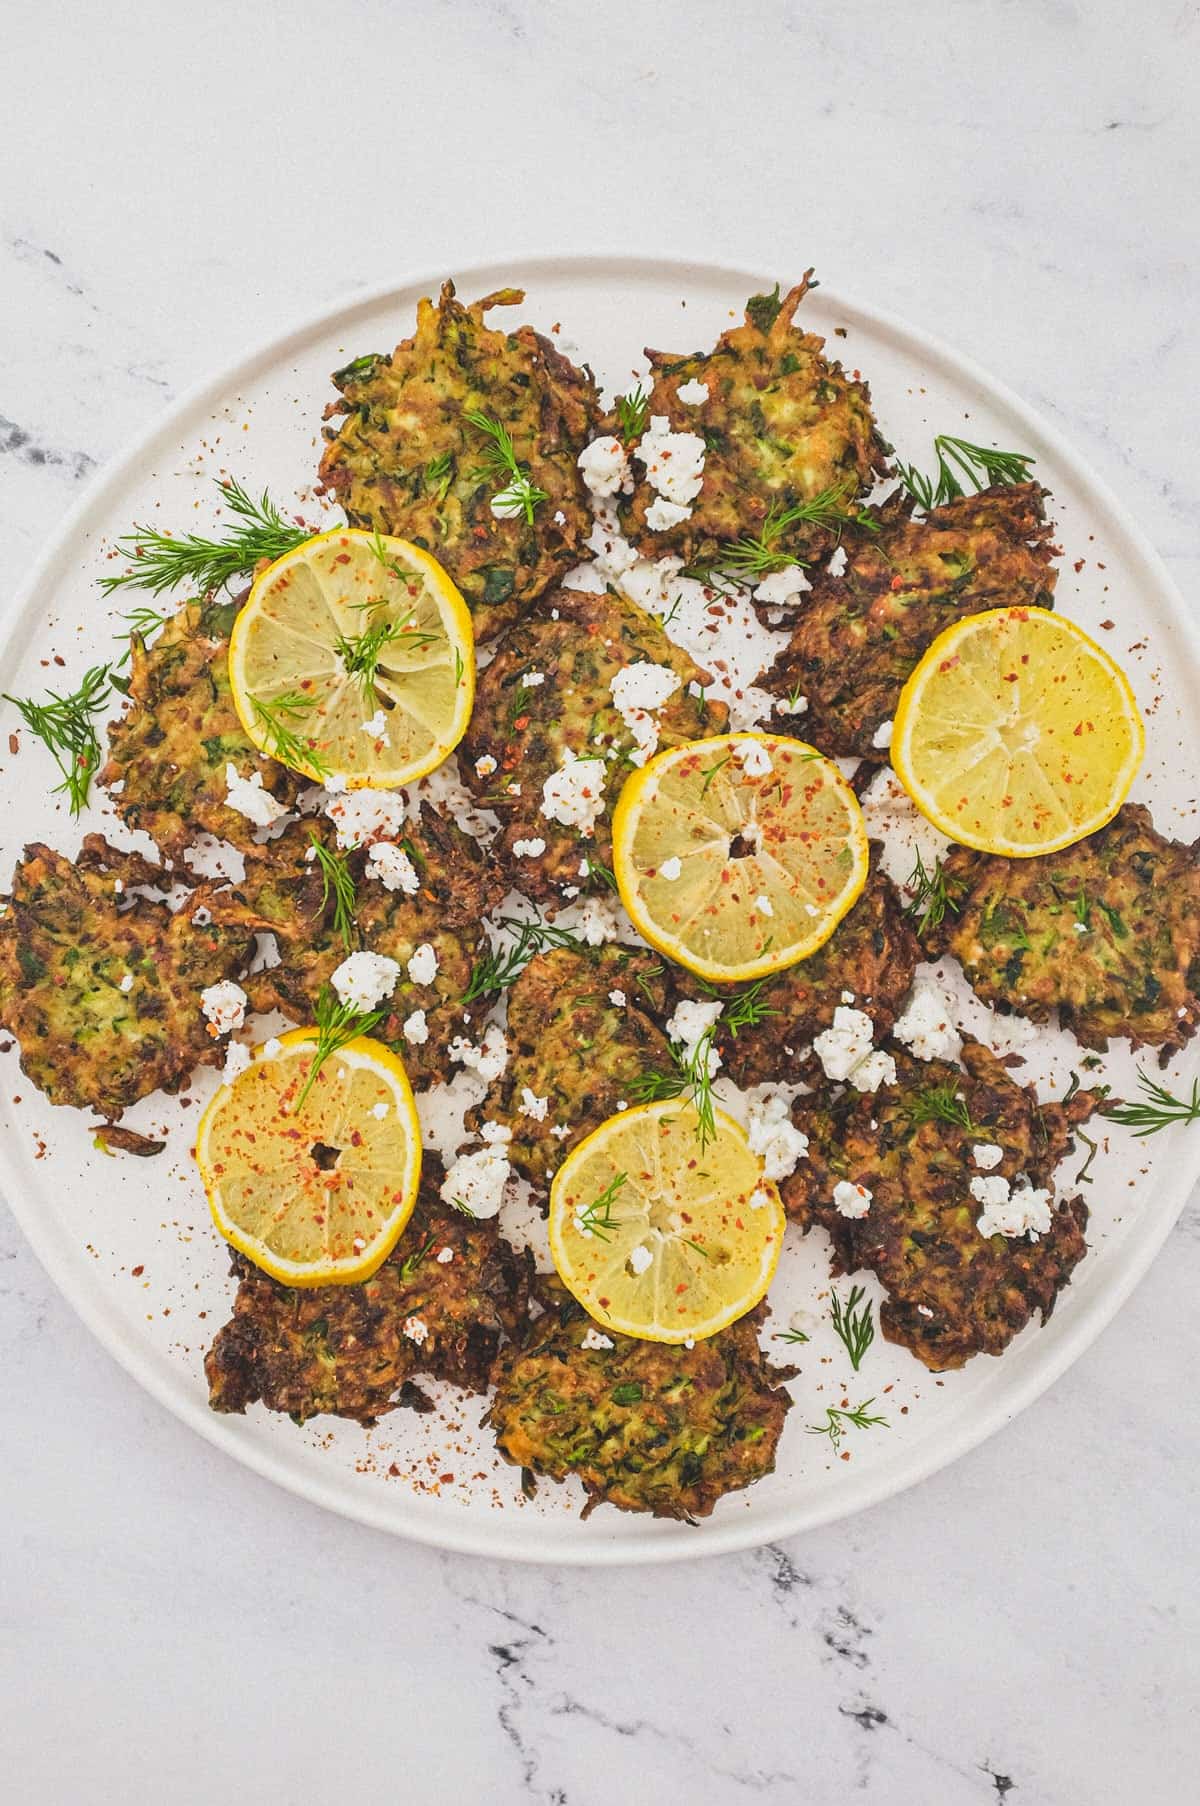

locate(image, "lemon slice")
[[611, 731, 869, 982], [547, 1100, 786, 1343], [228, 527, 475, 788], [891, 606, 1144, 856], [195, 1028, 422, 1286]]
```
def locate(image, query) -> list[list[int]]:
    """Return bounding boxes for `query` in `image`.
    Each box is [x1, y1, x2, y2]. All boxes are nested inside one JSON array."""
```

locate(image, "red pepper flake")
[[131, 1264, 144, 1277], [7, 733, 18, 755]]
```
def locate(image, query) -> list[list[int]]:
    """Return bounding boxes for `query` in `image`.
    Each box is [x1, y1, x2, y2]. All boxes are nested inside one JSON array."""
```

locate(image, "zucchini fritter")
[[317, 283, 600, 640], [487, 1287, 794, 1521], [460, 585, 726, 898], [467, 945, 673, 1193], [211, 805, 500, 1085], [0, 836, 251, 1118], [206, 1185, 533, 1424], [763, 483, 1057, 759], [923, 803, 1200, 1056], [783, 1042, 1099, 1370], [621, 275, 886, 565], [100, 598, 302, 859]]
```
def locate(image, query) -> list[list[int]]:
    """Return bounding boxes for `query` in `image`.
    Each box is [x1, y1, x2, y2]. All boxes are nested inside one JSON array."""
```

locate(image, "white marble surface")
[[2, 1, 1198, 1799]]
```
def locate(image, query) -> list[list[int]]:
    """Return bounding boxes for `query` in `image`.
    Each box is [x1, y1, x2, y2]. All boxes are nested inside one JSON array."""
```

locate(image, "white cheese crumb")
[[540, 752, 607, 833], [755, 895, 774, 917], [609, 661, 681, 766], [774, 694, 809, 715], [645, 496, 692, 532], [474, 754, 498, 778], [201, 980, 248, 1036], [833, 1179, 873, 1219], [436, 1246, 454, 1264], [325, 788, 407, 849], [581, 1326, 615, 1349], [371, 1101, 390, 1119], [746, 1090, 809, 1181], [489, 487, 527, 520], [577, 434, 632, 498], [609, 989, 626, 1007], [734, 738, 773, 778], [749, 1187, 773, 1211], [440, 1126, 512, 1219], [871, 718, 894, 751], [223, 764, 291, 828], [330, 951, 401, 1012], [119, 973, 134, 994], [974, 1176, 1054, 1240], [401, 1009, 429, 1046], [812, 1006, 896, 1092], [628, 1243, 654, 1275], [221, 1041, 252, 1083], [892, 981, 963, 1063], [406, 943, 439, 986], [262, 1037, 283, 1060], [512, 837, 547, 858], [550, 1123, 571, 1140], [659, 856, 682, 881], [402, 1316, 429, 1345], [365, 844, 424, 899], [636, 416, 706, 507], [361, 708, 390, 743], [517, 1087, 549, 1121], [972, 1142, 1004, 1171], [754, 566, 810, 607], [841, 991, 856, 1004], [827, 545, 848, 577], [665, 998, 723, 1078], [553, 510, 566, 527], [448, 1023, 508, 1082], [113, 878, 124, 894], [675, 378, 709, 405]]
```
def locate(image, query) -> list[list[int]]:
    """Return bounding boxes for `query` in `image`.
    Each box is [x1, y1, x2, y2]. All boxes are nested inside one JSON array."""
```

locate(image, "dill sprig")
[[425, 452, 454, 502], [695, 975, 780, 1037], [462, 916, 587, 1003], [4, 663, 116, 815], [893, 435, 1037, 512], [250, 692, 329, 778], [806, 1398, 889, 1454], [114, 605, 172, 663], [307, 832, 358, 951], [684, 484, 874, 589], [464, 410, 548, 525], [399, 1234, 437, 1280], [97, 478, 311, 598], [628, 1021, 720, 1149], [775, 1327, 810, 1345], [903, 850, 959, 935], [1103, 1069, 1200, 1137], [615, 383, 650, 442], [294, 984, 386, 1112], [829, 1285, 875, 1372], [574, 1173, 628, 1243], [904, 1084, 980, 1135]]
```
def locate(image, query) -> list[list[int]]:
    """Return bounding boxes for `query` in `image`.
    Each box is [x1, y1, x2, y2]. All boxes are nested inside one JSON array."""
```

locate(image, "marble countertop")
[[2, 2, 1197, 1799]]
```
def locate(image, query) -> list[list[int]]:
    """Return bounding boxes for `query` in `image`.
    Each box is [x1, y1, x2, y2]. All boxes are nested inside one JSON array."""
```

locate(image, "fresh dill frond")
[[806, 1398, 889, 1454], [334, 615, 438, 709], [462, 915, 587, 1003], [294, 984, 386, 1112], [97, 478, 311, 597], [893, 435, 1037, 512], [684, 484, 874, 589], [904, 1084, 980, 1135], [574, 1172, 628, 1243], [307, 832, 358, 952], [903, 849, 959, 935], [615, 383, 650, 442], [829, 1284, 875, 1372], [399, 1234, 436, 1280], [1103, 1069, 1200, 1137], [775, 1327, 810, 1345], [446, 1195, 478, 1219], [425, 451, 455, 502], [113, 605, 172, 665], [251, 692, 329, 778], [699, 752, 732, 796], [464, 409, 548, 525], [721, 977, 780, 1037], [629, 1020, 719, 1149], [583, 855, 619, 893], [4, 663, 116, 815]]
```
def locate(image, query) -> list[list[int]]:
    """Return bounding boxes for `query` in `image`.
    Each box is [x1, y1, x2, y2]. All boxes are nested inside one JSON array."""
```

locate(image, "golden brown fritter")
[[206, 1184, 533, 1424], [922, 803, 1200, 1057], [620, 274, 886, 566], [783, 1042, 1099, 1370], [459, 585, 726, 899], [467, 945, 673, 1193], [695, 854, 921, 1086], [762, 483, 1058, 759], [209, 805, 501, 1086], [100, 598, 302, 859], [317, 283, 601, 640], [486, 1285, 794, 1521], [0, 836, 251, 1118]]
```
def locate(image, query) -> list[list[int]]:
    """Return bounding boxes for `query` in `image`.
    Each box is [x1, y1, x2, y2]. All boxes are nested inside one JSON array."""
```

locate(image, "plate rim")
[[3, 250, 1198, 1565]]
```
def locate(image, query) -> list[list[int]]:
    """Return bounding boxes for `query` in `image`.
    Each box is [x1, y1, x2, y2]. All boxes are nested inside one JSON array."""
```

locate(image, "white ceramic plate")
[[2, 256, 1197, 1565]]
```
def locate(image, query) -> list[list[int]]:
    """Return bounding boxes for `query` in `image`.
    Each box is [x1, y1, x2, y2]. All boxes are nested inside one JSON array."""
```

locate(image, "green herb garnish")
[[4, 663, 116, 815], [574, 1173, 627, 1243], [464, 410, 548, 525], [250, 692, 328, 778], [806, 1398, 889, 1454], [1103, 1069, 1200, 1137], [294, 984, 387, 1112], [893, 435, 1036, 512], [829, 1284, 875, 1371], [684, 485, 872, 590], [98, 478, 311, 597], [904, 1084, 980, 1135], [615, 383, 650, 442], [903, 850, 959, 935], [307, 832, 358, 952], [462, 915, 587, 1003], [399, 1234, 436, 1280]]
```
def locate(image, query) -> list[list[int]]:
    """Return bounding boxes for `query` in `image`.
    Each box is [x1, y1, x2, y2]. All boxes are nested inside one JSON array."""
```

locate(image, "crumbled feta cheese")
[[636, 416, 706, 508], [262, 1037, 284, 1060], [609, 989, 626, 1007], [553, 509, 566, 526], [440, 1125, 512, 1219], [774, 694, 808, 715], [489, 487, 527, 520], [1074, 921, 1089, 934], [512, 837, 547, 858], [517, 1087, 549, 1121], [841, 991, 856, 1004], [571, 895, 623, 945], [746, 1089, 809, 1180], [406, 943, 439, 986], [224, 764, 291, 828], [609, 661, 681, 765], [827, 545, 848, 577], [645, 497, 691, 531], [371, 1101, 390, 1119], [448, 1023, 508, 1082], [119, 973, 134, 994], [665, 998, 723, 1078], [402, 1009, 429, 1046], [754, 566, 810, 607], [577, 434, 632, 498], [201, 980, 248, 1036], [550, 1123, 571, 1140], [676, 379, 709, 405], [871, 718, 894, 751], [974, 1176, 1054, 1240], [361, 708, 390, 742], [659, 856, 682, 881], [749, 1187, 773, 1211], [812, 1006, 896, 1092], [221, 1040, 252, 1083], [331, 951, 401, 1012], [436, 1246, 454, 1264], [540, 752, 607, 833], [325, 788, 408, 849], [972, 1142, 1004, 1171], [833, 1179, 873, 1218], [734, 738, 773, 777], [402, 1316, 429, 1345], [524, 670, 546, 688], [474, 754, 498, 779], [581, 1326, 615, 1349], [892, 982, 963, 1063], [628, 1243, 654, 1275], [755, 895, 774, 917]]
